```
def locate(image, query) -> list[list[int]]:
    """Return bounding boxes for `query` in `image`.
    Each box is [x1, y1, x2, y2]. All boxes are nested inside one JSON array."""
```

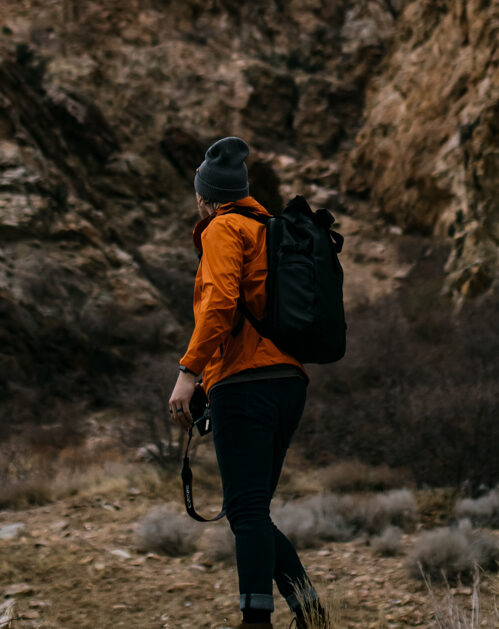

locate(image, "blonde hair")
[[203, 198, 222, 212]]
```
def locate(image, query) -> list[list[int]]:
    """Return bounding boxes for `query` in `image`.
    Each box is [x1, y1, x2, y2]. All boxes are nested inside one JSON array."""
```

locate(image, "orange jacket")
[[179, 196, 307, 394]]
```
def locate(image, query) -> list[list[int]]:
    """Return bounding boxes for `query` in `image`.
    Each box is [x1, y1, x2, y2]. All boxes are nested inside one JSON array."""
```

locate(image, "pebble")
[[109, 549, 132, 560], [50, 520, 69, 531], [4, 583, 34, 597], [0, 523, 25, 540]]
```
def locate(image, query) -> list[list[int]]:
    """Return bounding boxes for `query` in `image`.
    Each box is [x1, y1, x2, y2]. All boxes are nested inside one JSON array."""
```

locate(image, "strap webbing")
[[181, 427, 225, 522]]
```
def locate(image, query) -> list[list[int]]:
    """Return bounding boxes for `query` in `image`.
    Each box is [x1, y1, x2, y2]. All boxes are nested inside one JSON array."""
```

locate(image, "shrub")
[[406, 520, 499, 581], [271, 489, 416, 548], [0, 479, 52, 510], [371, 526, 403, 556], [321, 460, 408, 493], [272, 500, 321, 549], [455, 487, 499, 528], [135, 506, 201, 555], [197, 523, 234, 564], [299, 271, 499, 488], [333, 489, 417, 534]]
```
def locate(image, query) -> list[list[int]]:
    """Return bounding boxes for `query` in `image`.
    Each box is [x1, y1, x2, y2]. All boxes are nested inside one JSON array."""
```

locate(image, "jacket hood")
[[192, 196, 270, 252]]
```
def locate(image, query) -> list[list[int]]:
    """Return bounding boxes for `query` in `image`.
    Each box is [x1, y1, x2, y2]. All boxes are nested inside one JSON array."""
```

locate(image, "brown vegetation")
[[302, 259, 499, 487]]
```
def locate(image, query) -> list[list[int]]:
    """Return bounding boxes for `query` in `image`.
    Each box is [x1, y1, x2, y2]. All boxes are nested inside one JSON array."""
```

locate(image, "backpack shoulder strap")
[[221, 207, 270, 338], [222, 207, 270, 225]]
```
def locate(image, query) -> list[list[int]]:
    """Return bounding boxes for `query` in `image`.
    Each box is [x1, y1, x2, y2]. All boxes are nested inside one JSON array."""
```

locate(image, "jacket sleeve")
[[179, 215, 244, 375]]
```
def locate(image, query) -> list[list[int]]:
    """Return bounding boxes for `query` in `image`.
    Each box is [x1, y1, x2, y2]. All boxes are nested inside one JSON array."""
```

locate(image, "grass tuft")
[[135, 506, 201, 555], [289, 577, 340, 628], [423, 569, 499, 628]]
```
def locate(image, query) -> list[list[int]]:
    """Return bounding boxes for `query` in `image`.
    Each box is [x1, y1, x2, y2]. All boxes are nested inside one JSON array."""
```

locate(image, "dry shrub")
[[196, 523, 234, 564], [332, 489, 417, 534], [407, 520, 499, 581], [272, 500, 321, 549], [135, 506, 201, 555], [271, 494, 356, 548], [271, 489, 416, 548], [0, 459, 167, 510], [455, 487, 499, 529], [51, 461, 131, 500], [301, 272, 499, 488], [0, 478, 53, 510], [371, 525, 403, 556], [322, 460, 408, 493]]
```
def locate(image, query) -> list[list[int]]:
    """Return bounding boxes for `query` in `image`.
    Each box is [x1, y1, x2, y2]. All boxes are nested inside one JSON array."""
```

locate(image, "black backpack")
[[226, 195, 346, 363]]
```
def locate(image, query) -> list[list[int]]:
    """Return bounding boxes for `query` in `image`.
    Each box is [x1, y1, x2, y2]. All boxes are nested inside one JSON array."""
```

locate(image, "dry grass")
[[321, 460, 409, 493], [0, 458, 169, 510], [423, 571, 499, 628], [289, 578, 341, 628]]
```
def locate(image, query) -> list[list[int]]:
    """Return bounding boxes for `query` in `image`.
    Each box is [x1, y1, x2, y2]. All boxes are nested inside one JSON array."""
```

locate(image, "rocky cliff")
[[0, 0, 497, 428]]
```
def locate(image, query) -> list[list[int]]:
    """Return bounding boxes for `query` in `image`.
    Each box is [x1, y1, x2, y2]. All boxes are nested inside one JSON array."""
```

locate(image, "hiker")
[[169, 137, 326, 629]]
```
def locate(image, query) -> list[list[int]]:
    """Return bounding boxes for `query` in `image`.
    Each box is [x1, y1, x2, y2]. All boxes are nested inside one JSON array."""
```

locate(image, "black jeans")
[[210, 377, 317, 612]]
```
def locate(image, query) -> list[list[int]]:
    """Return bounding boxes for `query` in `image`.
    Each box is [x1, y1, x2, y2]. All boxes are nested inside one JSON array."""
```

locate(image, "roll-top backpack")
[[226, 195, 346, 363]]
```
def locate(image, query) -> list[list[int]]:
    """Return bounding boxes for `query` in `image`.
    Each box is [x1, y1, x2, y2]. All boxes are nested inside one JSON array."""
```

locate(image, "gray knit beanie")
[[194, 137, 250, 203]]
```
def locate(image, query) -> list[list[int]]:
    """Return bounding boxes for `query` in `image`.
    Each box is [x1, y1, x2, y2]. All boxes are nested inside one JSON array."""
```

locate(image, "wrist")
[[179, 364, 197, 377]]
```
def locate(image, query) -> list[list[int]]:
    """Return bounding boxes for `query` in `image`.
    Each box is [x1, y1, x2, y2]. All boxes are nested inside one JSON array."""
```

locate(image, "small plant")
[[289, 577, 340, 629], [271, 489, 416, 549], [455, 487, 499, 528], [272, 500, 320, 549], [407, 521, 499, 581], [197, 523, 234, 564], [135, 506, 201, 555], [321, 460, 407, 493], [371, 525, 403, 556], [118, 357, 188, 469], [352, 488, 417, 534]]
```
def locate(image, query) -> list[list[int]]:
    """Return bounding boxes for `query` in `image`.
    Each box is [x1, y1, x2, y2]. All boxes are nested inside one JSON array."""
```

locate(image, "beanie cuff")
[[194, 172, 249, 203]]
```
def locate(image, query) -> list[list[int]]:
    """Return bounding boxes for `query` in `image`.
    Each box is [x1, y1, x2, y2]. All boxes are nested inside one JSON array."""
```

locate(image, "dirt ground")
[[1, 435, 498, 629]]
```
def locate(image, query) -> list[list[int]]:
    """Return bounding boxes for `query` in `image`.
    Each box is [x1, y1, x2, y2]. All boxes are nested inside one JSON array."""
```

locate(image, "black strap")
[[223, 207, 269, 338], [181, 427, 225, 522], [329, 229, 344, 253], [223, 206, 270, 225]]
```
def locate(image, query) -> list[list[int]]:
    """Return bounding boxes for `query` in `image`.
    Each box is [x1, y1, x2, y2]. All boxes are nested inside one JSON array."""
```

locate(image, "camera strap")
[[181, 427, 226, 522]]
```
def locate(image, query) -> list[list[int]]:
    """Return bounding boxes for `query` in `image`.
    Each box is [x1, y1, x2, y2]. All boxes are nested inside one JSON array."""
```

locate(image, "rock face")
[[341, 0, 499, 300], [0, 0, 497, 426]]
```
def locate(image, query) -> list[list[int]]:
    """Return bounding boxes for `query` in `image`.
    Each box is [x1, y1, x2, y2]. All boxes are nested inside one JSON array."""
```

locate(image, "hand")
[[169, 371, 196, 431]]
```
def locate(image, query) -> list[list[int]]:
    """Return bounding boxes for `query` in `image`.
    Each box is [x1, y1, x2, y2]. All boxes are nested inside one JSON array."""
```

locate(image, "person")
[[169, 137, 326, 629]]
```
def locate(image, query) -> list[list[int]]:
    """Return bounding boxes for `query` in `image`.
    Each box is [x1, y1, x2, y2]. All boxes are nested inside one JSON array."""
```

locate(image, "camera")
[[189, 386, 212, 436]]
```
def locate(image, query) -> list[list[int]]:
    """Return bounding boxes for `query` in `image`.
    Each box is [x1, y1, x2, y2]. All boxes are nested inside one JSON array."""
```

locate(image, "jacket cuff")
[[178, 364, 198, 376], [179, 358, 204, 376]]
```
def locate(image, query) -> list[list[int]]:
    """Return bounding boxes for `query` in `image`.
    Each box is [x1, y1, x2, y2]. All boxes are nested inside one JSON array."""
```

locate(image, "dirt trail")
[[1, 458, 495, 629]]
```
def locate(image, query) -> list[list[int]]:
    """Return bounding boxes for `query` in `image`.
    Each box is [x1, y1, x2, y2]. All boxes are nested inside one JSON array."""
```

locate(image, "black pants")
[[210, 377, 317, 612]]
